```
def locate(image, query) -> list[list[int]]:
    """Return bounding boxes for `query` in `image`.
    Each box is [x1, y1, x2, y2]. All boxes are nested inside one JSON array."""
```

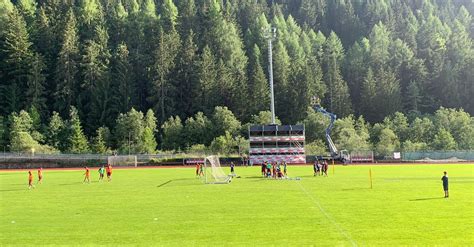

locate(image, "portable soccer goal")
[[107, 155, 138, 167], [203, 155, 231, 184]]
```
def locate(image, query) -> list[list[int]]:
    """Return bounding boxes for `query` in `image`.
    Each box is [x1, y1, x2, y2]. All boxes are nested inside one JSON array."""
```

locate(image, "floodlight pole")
[[264, 27, 277, 125]]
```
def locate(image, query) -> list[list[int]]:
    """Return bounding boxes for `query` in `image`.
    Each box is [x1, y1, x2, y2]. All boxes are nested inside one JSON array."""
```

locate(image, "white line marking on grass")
[[297, 182, 358, 247]]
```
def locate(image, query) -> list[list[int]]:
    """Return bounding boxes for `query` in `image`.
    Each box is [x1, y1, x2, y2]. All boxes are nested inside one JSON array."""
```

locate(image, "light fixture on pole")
[[263, 27, 277, 125]]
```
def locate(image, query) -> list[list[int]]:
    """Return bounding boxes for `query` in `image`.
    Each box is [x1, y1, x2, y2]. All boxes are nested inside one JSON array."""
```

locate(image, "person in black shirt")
[[441, 171, 449, 198]]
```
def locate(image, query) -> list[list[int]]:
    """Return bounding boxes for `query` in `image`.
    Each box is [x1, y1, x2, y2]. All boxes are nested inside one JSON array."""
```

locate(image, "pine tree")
[[344, 39, 370, 111], [177, 0, 196, 36], [110, 43, 134, 115], [195, 45, 218, 114], [1, 7, 33, 114], [202, 0, 248, 118], [161, 0, 179, 29], [26, 52, 47, 114], [83, 25, 112, 130], [54, 9, 79, 115], [66, 106, 89, 154], [360, 67, 377, 122], [374, 68, 402, 122], [405, 80, 421, 115], [0, 0, 14, 24], [248, 44, 269, 115], [323, 31, 352, 117], [79, 0, 104, 40], [16, 0, 36, 29], [114, 108, 145, 154], [174, 30, 198, 117], [46, 111, 65, 151], [149, 27, 181, 123], [141, 127, 157, 154], [144, 109, 157, 132], [34, 7, 56, 96], [91, 126, 110, 154], [369, 22, 391, 71]]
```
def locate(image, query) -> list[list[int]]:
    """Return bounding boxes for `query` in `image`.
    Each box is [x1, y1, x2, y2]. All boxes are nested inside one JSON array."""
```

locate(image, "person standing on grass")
[[37, 167, 43, 184], [199, 163, 204, 177], [283, 161, 287, 177], [266, 162, 272, 177], [106, 164, 113, 181], [83, 167, 90, 183], [442, 171, 449, 198], [196, 163, 200, 177], [28, 171, 35, 189], [313, 160, 319, 176], [323, 161, 329, 177], [98, 166, 105, 181], [272, 163, 277, 179], [230, 162, 235, 176], [261, 162, 266, 177]]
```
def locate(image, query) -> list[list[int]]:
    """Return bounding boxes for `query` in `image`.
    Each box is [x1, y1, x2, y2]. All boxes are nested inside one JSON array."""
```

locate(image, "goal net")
[[107, 155, 138, 167], [204, 155, 231, 184]]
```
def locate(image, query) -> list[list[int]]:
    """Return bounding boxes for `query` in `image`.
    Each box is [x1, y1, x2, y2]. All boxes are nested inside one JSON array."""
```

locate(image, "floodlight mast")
[[264, 27, 277, 125]]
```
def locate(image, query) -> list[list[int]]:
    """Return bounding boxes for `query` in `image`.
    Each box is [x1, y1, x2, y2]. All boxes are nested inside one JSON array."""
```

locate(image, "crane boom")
[[313, 105, 339, 156]]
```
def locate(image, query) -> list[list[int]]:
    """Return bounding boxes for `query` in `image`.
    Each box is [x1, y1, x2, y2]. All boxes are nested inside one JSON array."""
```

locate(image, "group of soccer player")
[[261, 161, 287, 179], [195, 163, 204, 177], [27, 164, 113, 188], [83, 164, 113, 183], [28, 167, 43, 189], [313, 159, 329, 176]]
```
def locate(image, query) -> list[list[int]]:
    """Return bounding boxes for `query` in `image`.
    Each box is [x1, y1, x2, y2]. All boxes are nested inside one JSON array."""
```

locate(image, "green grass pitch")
[[1, 164, 473, 246]]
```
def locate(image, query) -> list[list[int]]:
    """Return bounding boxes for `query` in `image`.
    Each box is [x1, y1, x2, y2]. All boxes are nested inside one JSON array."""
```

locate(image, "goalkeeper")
[[230, 162, 235, 176]]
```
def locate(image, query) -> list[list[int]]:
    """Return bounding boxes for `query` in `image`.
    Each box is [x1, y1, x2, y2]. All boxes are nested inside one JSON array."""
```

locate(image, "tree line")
[[2, 105, 473, 156], [0, 0, 473, 154]]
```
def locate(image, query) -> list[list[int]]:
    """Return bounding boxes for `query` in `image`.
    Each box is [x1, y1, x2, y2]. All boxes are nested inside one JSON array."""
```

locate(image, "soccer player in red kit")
[[106, 164, 112, 181]]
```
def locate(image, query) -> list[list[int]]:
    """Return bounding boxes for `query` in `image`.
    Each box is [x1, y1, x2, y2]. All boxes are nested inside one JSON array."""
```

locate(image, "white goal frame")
[[203, 155, 231, 184]]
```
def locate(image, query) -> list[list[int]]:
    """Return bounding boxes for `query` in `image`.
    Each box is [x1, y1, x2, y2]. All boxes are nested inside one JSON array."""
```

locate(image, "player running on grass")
[[106, 164, 113, 181], [83, 167, 90, 183], [28, 171, 35, 189], [37, 167, 43, 184]]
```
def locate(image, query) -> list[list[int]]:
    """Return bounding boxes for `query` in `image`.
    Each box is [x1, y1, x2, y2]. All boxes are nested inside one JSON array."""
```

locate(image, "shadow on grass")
[[0, 188, 28, 192], [245, 176, 264, 179], [59, 182, 90, 186], [157, 178, 195, 188], [157, 180, 173, 188], [410, 197, 445, 201]]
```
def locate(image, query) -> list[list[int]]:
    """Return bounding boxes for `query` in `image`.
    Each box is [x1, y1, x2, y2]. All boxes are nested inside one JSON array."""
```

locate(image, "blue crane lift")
[[311, 97, 350, 163]]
